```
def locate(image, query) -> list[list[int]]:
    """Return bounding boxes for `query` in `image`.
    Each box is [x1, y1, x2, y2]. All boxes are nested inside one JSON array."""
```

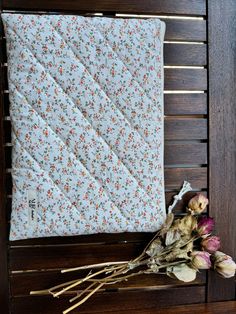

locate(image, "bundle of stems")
[[30, 182, 236, 313]]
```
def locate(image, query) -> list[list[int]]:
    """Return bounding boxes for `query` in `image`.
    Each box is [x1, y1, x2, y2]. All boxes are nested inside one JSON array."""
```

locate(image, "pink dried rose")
[[191, 251, 212, 270], [197, 216, 214, 235], [188, 193, 209, 214], [213, 251, 236, 278], [201, 236, 221, 253]]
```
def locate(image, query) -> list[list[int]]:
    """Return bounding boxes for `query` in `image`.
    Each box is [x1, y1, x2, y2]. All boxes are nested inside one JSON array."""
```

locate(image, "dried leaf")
[[146, 239, 164, 257], [165, 247, 191, 262], [165, 229, 181, 246], [167, 263, 197, 282]]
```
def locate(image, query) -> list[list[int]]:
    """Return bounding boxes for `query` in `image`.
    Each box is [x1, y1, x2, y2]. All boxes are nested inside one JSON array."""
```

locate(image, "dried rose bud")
[[191, 251, 212, 270], [213, 251, 236, 278], [188, 193, 209, 214], [201, 236, 220, 253], [197, 217, 214, 235]]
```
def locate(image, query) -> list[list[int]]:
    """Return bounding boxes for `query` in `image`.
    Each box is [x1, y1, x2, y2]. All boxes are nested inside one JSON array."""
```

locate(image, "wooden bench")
[[0, 1, 235, 313]]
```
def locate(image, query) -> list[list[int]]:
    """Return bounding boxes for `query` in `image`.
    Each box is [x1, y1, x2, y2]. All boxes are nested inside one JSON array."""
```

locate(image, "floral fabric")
[[2, 14, 166, 240]]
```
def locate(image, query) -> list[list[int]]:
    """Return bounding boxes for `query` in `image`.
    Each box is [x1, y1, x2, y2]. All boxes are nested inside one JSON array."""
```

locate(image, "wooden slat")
[[165, 118, 207, 140], [2, 68, 208, 95], [5, 143, 207, 168], [57, 301, 236, 314], [11, 286, 205, 314], [164, 143, 207, 165], [3, 93, 208, 117], [10, 271, 206, 296], [164, 167, 207, 189], [2, 0, 206, 16], [164, 44, 207, 66], [3, 118, 208, 144], [165, 19, 206, 42], [9, 242, 158, 271], [207, 0, 236, 302], [2, 43, 207, 69], [5, 166, 207, 196], [164, 93, 207, 115], [164, 69, 207, 90]]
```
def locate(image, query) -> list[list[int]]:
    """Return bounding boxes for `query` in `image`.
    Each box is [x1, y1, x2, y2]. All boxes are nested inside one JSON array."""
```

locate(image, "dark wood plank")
[[165, 118, 207, 140], [164, 68, 207, 90], [9, 242, 151, 271], [3, 93, 208, 119], [0, 12, 10, 314], [164, 43, 207, 66], [165, 19, 206, 42], [164, 167, 207, 189], [5, 143, 207, 168], [165, 143, 207, 165], [207, 0, 236, 302], [3, 118, 208, 145], [2, 43, 207, 68], [2, 0, 206, 16], [164, 93, 207, 115], [2, 68, 208, 94], [73, 301, 236, 314], [11, 286, 205, 314], [10, 270, 206, 296], [5, 166, 207, 196]]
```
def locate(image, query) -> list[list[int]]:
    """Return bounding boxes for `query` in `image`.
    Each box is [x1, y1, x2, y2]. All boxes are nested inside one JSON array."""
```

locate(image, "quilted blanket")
[[2, 14, 166, 240]]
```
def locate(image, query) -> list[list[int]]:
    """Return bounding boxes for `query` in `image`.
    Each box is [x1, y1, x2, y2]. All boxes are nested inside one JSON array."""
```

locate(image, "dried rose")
[[188, 193, 208, 214], [197, 217, 214, 235], [201, 236, 220, 253], [213, 251, 236, 278], [191, 251, 212, 269]]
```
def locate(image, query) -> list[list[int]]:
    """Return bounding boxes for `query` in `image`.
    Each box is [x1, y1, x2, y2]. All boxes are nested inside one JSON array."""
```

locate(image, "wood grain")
[[11, 286, 205, 314], [51, 301, 236, 314], [164, 143, 207, 165], [5, 143, 207, 168], [10, 271, 206, 296], [164, 44, 207, 66], [164, 93, 207, 115], [164, 68, 207, 90], [164, 118, 207, 140], [2, 43, 207, 67], [164, 167, 207, 189], [5, 166, 208, 195], [3, 92, 208, 118], [2, 67, 208, 93], [207, 0, 236, 302], [3, 118, 208, 144], [2, 0, 206, 16]]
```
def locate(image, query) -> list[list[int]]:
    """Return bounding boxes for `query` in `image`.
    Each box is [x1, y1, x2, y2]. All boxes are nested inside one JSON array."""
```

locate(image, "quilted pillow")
[[2, 13, 166, 240]]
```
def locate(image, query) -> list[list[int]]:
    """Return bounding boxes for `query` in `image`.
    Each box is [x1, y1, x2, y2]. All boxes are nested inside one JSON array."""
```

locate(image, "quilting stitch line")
[[12, 132, 131, 231], [10, 84, 135, 222], [6, 22, 158, 206], [10, 79, 158, 218], [46, 16, 153, 149]]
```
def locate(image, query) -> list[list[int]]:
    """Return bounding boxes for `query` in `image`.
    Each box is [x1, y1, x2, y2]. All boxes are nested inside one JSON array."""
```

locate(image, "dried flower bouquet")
[[31, 182, 236, 314]]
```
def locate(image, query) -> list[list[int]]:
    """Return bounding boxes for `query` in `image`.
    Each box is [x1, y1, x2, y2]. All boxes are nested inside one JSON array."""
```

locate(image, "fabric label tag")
[[27, 190, 38, 227]]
